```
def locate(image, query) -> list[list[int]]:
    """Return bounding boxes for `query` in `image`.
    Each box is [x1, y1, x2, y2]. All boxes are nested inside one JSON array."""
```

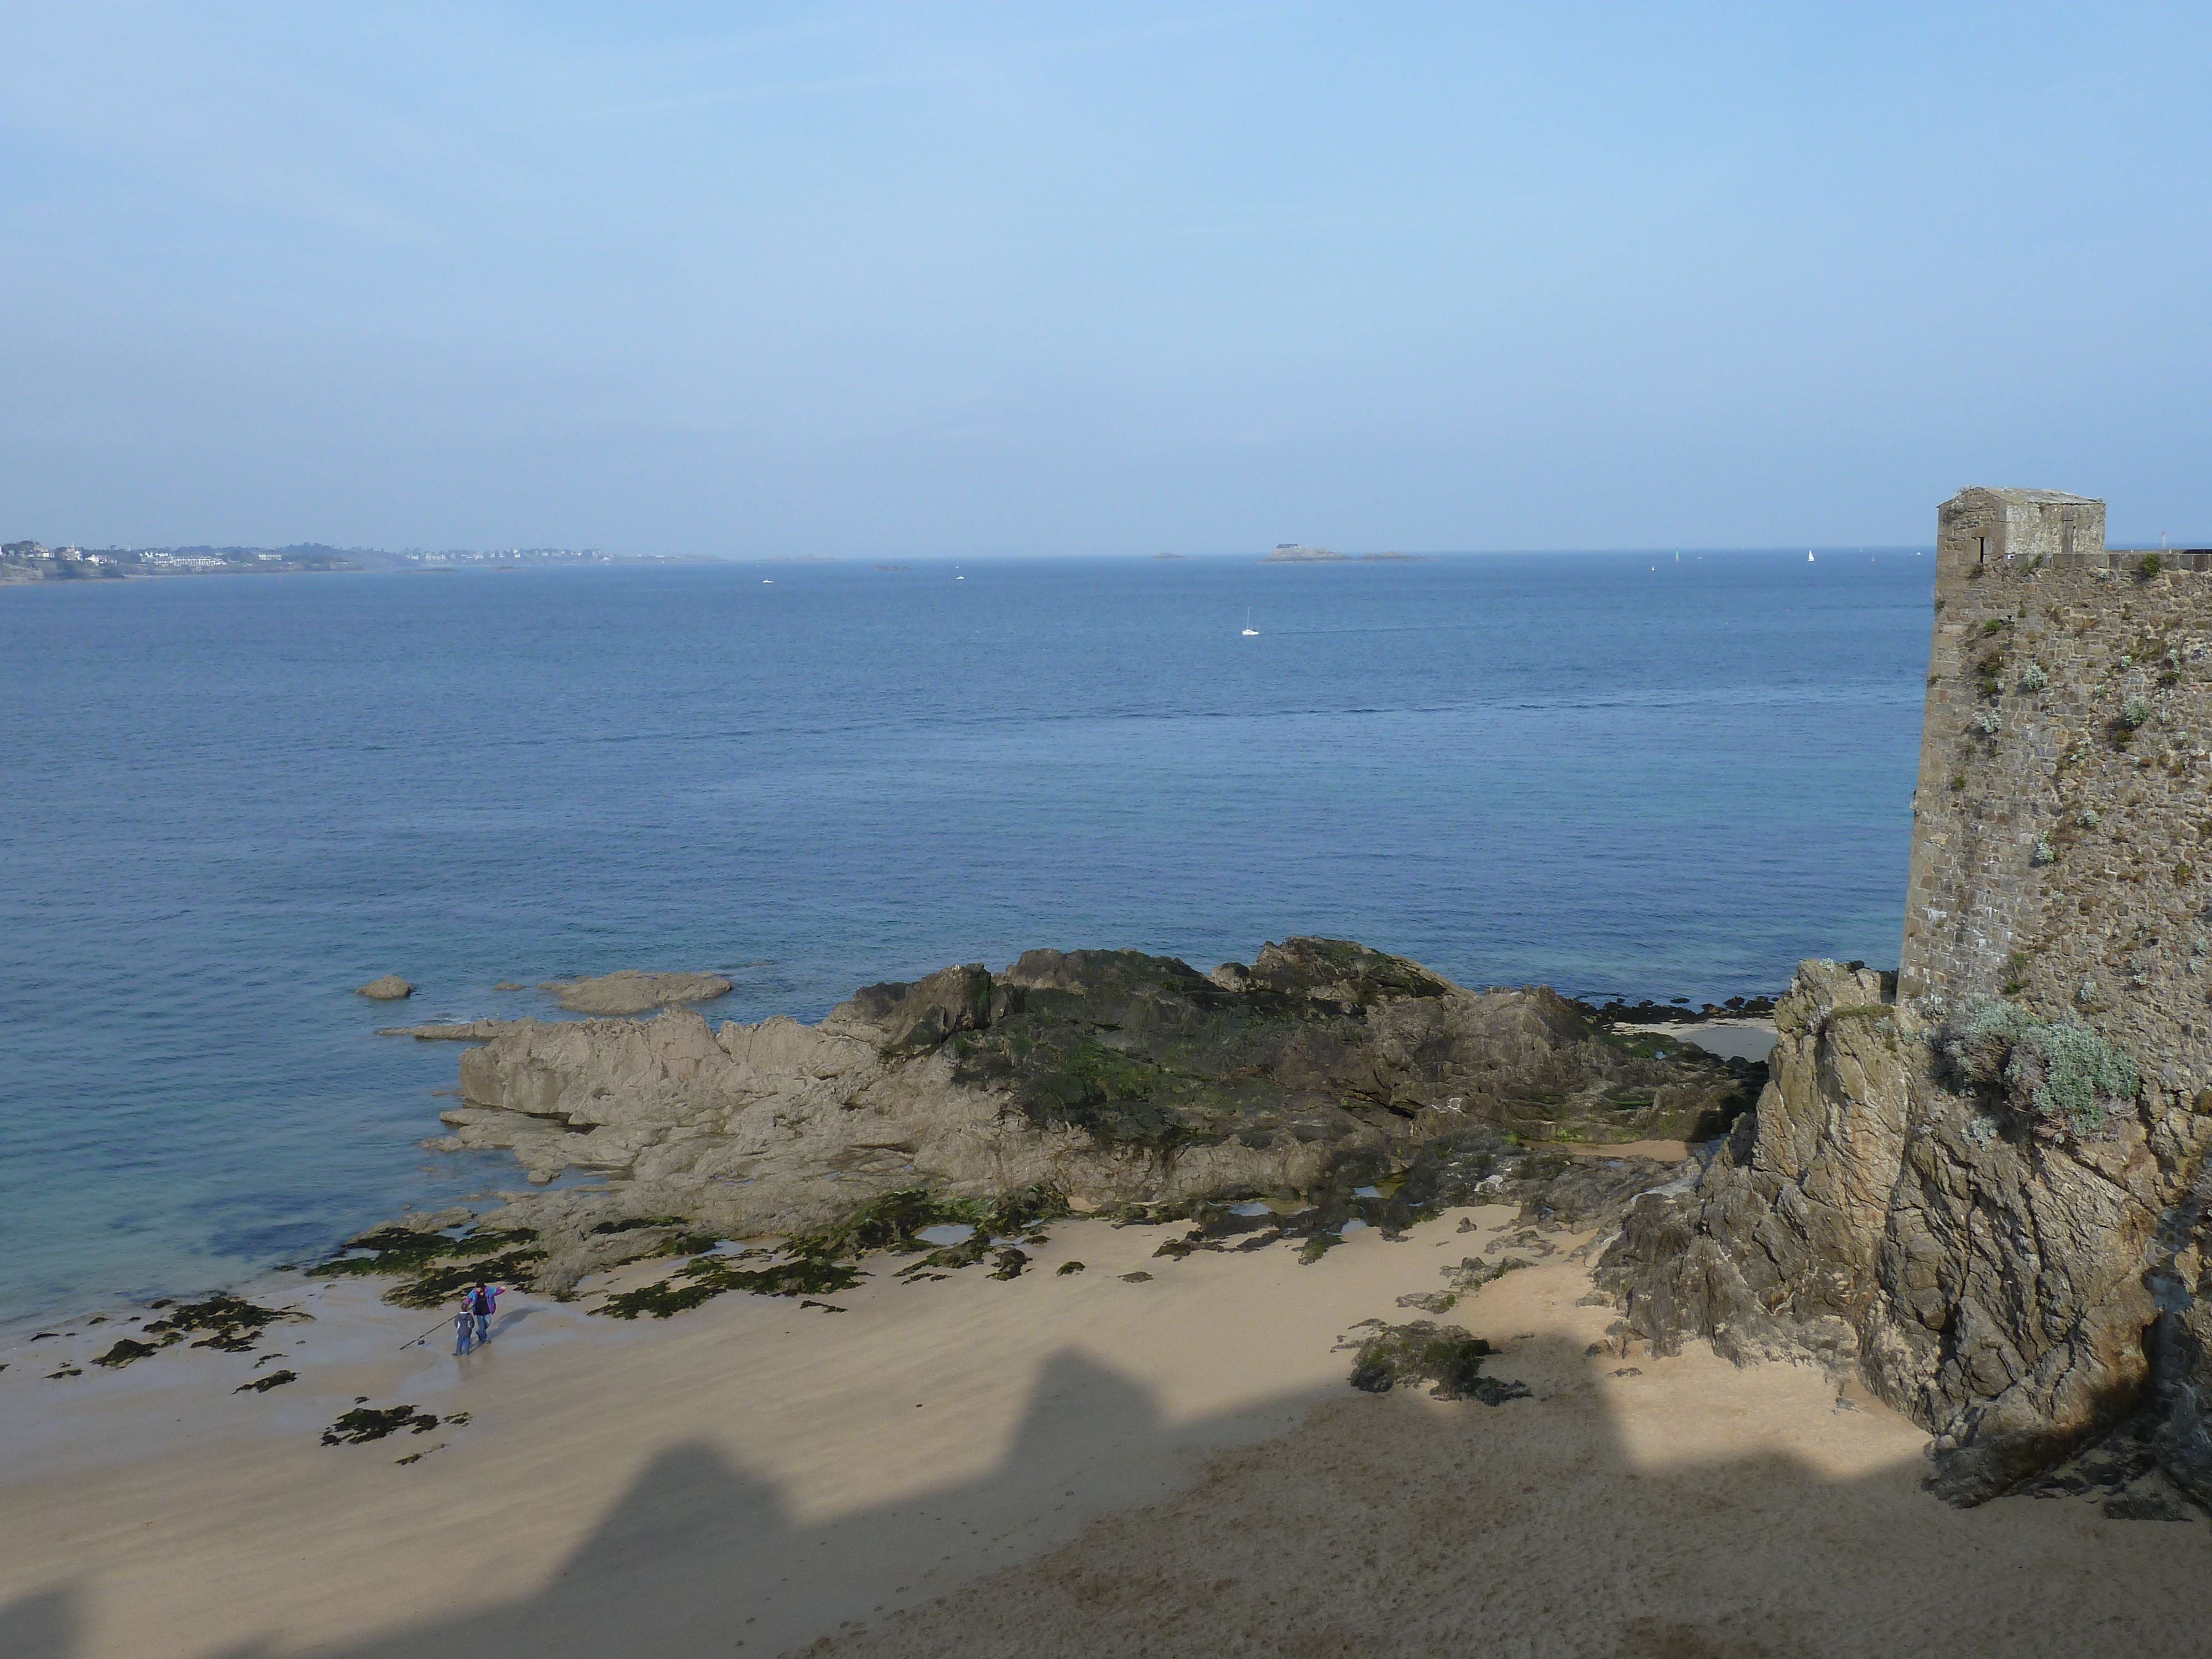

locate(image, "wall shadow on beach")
[[6, 1337, 2210, 1659], [0, 1585, 80, 1659], [782, 1339, 2212, 1659], [300, 1348, 1184, 1659]]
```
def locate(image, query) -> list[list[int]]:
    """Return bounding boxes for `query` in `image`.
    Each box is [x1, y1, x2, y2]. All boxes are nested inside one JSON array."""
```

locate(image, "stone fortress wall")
[[1590, 490, 2212, 1506], [1900, 486, 2212, 1106]]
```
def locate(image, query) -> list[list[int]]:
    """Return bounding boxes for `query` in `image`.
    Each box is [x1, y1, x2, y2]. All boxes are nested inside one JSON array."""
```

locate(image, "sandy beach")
[[4, 1193, 2203, 1659]]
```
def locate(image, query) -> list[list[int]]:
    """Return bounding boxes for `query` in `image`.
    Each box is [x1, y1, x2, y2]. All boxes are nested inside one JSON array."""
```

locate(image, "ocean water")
[[0, 551, 1932, 1329]]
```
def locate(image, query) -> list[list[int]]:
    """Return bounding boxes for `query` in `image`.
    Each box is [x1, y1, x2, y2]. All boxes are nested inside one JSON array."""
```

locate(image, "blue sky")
[[3, 3, 2206, 554]]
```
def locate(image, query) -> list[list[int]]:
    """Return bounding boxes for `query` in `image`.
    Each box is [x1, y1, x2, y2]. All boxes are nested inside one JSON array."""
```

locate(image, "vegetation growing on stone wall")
[[1975, 709, 2003, 735], [2034, 835, 2056, 865], [2121, 696, 2152, 729], [2021, 664, 2049, 691], [1939, 999, 2140, 1136], [1975, 650, 2004, 697], [2141, 554, 2163, 578]]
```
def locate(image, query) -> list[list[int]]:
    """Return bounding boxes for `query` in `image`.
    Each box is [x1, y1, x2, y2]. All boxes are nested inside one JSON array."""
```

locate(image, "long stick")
[[398, 1284, 503, 1350]]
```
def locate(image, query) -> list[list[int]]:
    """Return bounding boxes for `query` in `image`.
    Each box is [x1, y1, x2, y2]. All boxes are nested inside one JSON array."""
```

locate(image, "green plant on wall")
[[1975, 708, 2002, 735], [1940, 999, 2138, 1136], [2020, 664, 2048, 691], [2121, 695, 2152, 728], [2141, 554, 2163, 578]]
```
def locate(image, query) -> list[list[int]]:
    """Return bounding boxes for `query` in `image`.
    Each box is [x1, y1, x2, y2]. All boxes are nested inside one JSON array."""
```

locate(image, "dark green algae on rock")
[[596, 1183, 1071, 1319], [309, 1223, 547, 1310], [949, 938, 1756, 1154], [1342, 1319, 1531, 1405], [591, 1130, 1690, 1329], [321, 1404, 441, 1445], [88, 1294, 312, 1369]]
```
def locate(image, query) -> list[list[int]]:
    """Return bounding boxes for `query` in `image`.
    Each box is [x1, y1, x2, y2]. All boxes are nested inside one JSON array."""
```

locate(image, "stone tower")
[[1899, 486, 2212, 1105], [1934, 487, 2104, 583]]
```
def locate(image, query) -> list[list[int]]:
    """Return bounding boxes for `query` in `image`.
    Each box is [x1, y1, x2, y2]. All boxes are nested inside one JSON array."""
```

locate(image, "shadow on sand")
[[7, 1338, 2209, 1659]]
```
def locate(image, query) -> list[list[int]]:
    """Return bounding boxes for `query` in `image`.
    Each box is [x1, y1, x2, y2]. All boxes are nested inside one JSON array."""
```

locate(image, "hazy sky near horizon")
[[4, 3, 2208, 555]]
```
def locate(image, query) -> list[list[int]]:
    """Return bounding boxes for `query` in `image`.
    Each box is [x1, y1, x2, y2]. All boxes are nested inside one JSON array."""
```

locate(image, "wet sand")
[[1637, 1019, 1779, 1065], [3, 1197, 2203, 1658]]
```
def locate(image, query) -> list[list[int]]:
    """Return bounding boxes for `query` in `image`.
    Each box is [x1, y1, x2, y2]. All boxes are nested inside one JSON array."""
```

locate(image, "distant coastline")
[[0, 539, 711, 585], [3, 539, 1448, 585]]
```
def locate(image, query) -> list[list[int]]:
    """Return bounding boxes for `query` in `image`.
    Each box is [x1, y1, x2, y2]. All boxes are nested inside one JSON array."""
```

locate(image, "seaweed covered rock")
[[1592, 958, 2212, 1505], [88, 1295, 312, 1368], [311, 1220, 546, 1308], [322, 1405, 439, 1446], [1340, 1319, 1528, 1404], [594, 1184, 1070, 1318]]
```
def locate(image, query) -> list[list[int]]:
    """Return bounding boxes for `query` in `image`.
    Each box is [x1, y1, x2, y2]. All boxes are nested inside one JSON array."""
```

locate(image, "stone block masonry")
[[1900, 486, 2212, 1106]]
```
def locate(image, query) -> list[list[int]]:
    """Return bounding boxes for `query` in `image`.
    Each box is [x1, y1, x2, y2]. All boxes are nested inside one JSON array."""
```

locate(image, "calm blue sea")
[[0, 551, 1931, 1329]]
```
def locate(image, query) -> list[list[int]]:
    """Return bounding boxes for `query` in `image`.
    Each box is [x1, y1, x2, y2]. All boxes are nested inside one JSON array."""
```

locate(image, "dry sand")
[[3, 1201, 2205, 1659]]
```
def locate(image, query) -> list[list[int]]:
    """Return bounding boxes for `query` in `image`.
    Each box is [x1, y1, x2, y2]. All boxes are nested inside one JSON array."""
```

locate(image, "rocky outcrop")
[[354, 975, 414, 1000], [538, 971, 733, 1016], [392, 938, 1757, 1295], [1595, 959, 2212, 1505]]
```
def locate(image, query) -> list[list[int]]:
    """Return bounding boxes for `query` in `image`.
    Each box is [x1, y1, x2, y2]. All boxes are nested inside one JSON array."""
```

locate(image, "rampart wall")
[[1900, 494, 2212, 1108]]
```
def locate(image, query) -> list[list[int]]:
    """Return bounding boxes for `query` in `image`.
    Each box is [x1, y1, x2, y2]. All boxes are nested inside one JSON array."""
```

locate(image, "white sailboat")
[[1241, 608, 1259, 636]]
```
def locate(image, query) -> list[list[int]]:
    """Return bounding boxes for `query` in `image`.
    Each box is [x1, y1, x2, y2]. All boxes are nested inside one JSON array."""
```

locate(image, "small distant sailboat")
[[1241, 608, 1259, 637], [1807, 551, 1816, 562]]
